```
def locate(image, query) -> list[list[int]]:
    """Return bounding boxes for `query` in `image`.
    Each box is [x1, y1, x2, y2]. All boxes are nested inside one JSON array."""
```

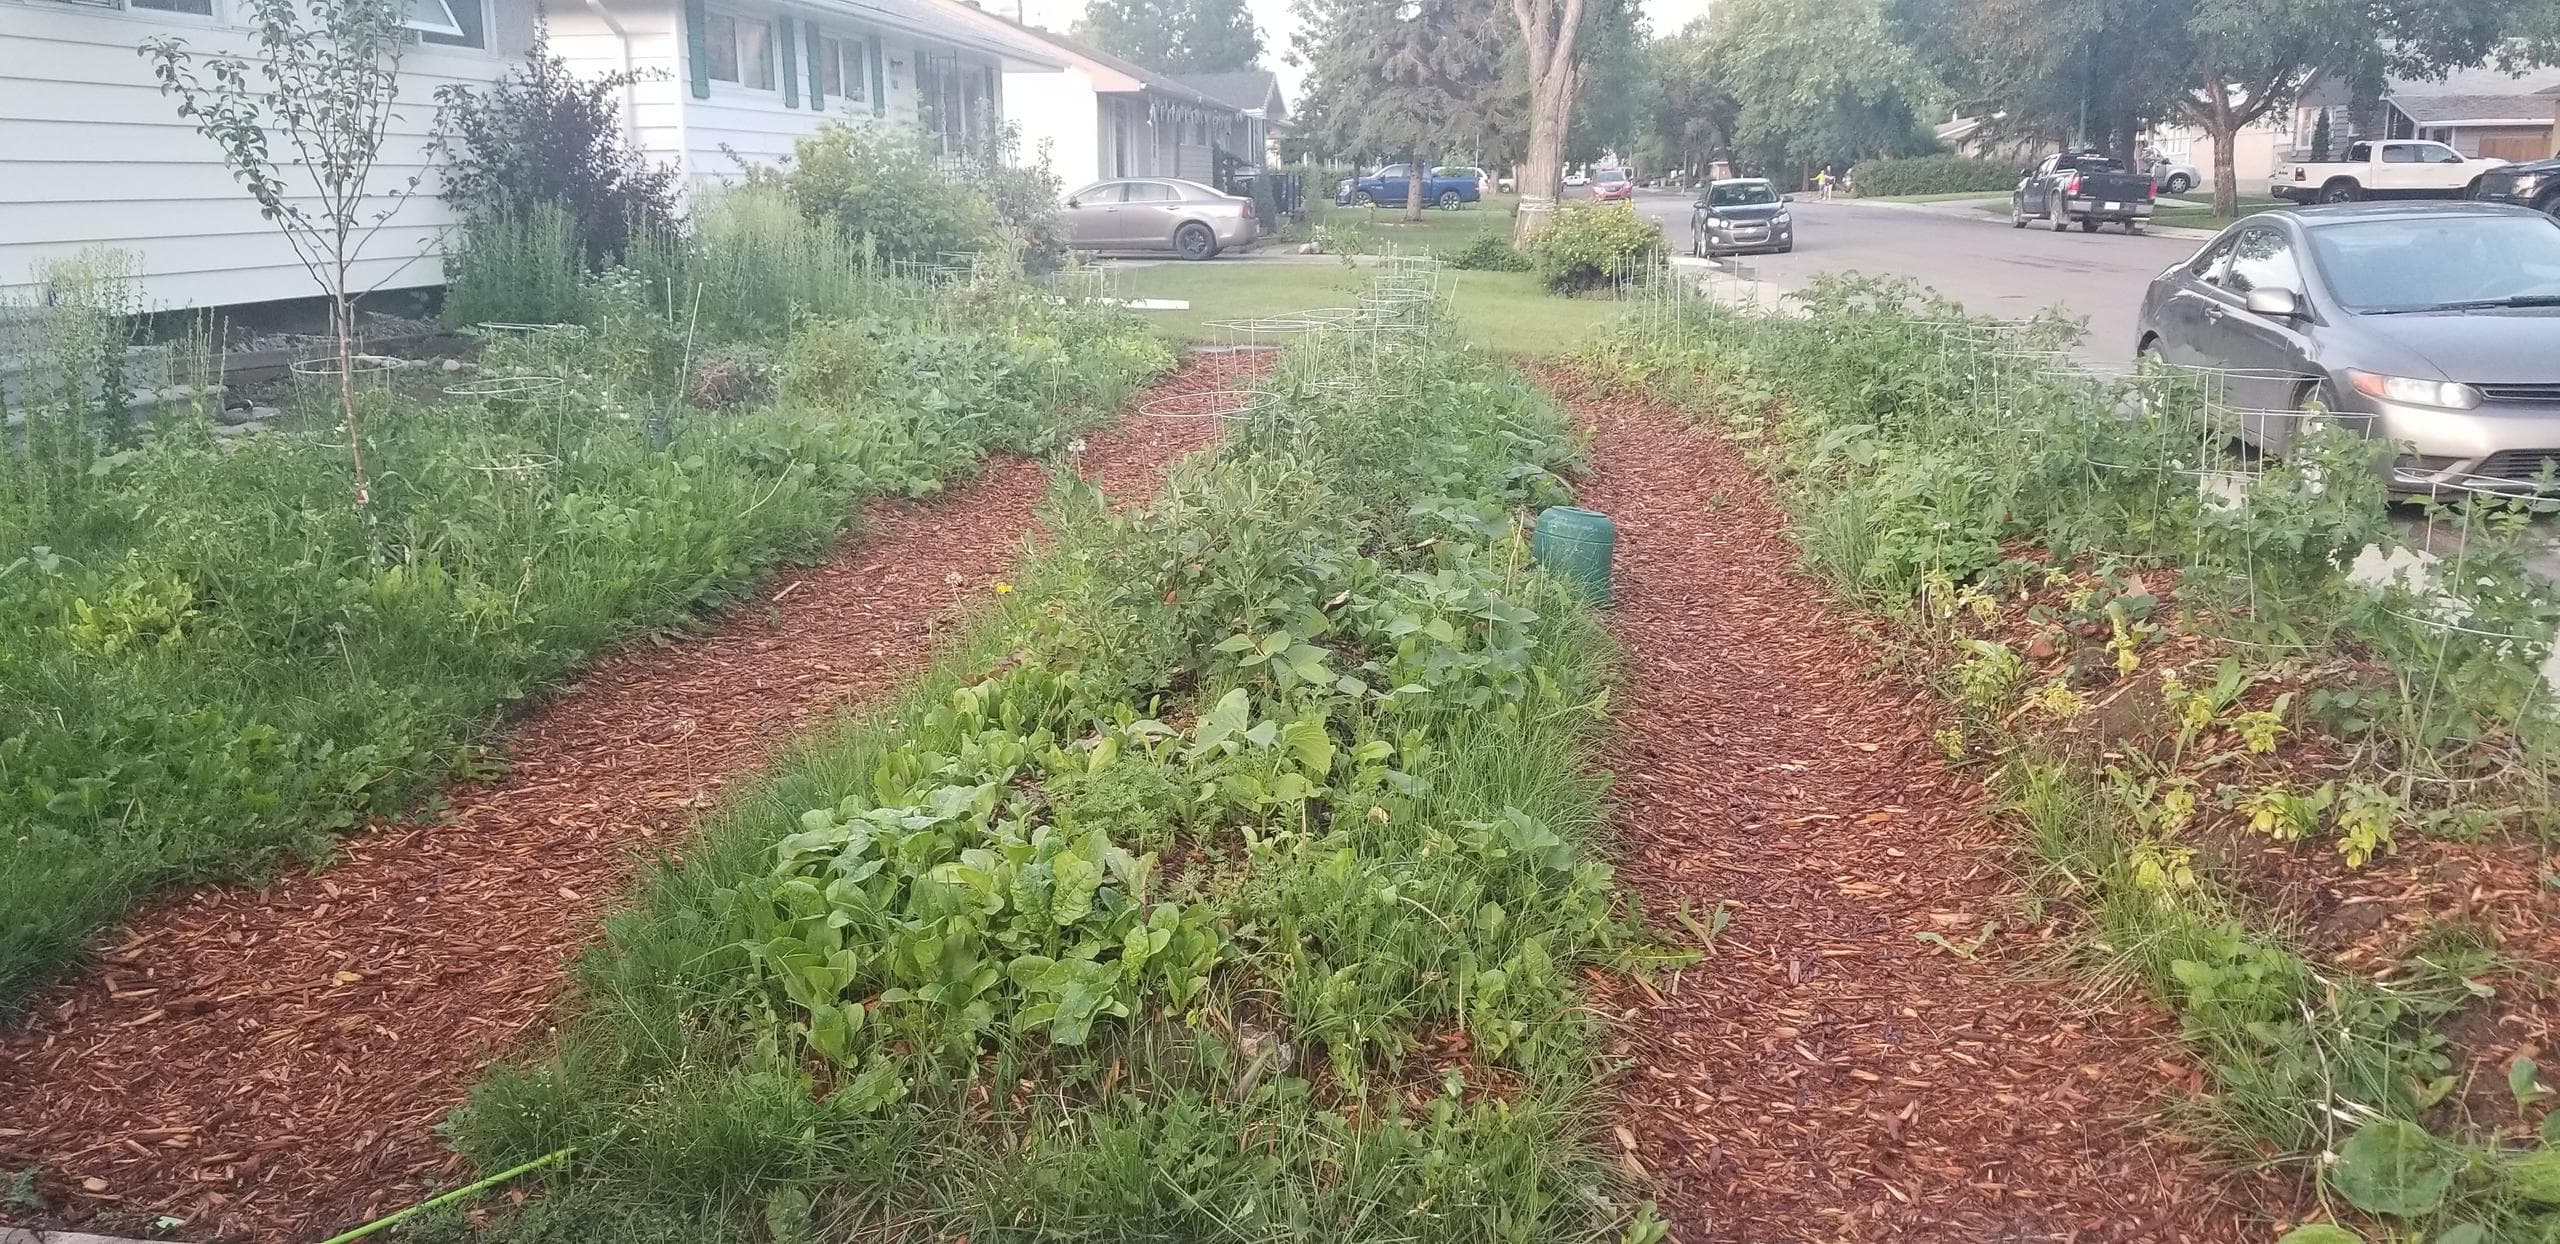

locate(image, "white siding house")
[[0, 0, 1058, 311], [0, 0, 539, 310], [924, 0, 1257, 192]]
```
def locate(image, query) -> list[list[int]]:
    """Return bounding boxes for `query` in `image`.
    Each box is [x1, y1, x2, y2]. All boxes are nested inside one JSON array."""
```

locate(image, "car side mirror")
[[1065, 197, 1079, 209], [1781, 193, 1794, 202], [2244, 287, 2305, 320]]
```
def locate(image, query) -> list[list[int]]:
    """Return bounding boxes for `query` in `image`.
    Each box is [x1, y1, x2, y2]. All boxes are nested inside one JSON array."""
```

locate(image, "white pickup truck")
[[2271, 139, 2510, 204]]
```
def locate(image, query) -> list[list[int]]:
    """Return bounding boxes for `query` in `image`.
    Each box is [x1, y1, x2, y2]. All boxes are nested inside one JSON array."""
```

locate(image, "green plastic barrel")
[[1531, 506, 1617, 607]]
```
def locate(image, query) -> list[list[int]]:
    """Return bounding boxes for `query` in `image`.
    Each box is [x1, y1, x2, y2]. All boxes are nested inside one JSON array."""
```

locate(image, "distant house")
[[1170, 69, 1288, 168], [2289, 63, 2560, 162], [924, 0, 1259, 190], [0, 0, 1059, 310]]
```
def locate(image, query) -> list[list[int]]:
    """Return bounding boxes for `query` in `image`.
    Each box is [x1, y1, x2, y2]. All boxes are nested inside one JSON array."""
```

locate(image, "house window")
[[818, 34, 866, 99], [706, 13, 775, 89], [129, 0, 217, 14], [421, 0, 487, 48], [399, 0, 466, 38]]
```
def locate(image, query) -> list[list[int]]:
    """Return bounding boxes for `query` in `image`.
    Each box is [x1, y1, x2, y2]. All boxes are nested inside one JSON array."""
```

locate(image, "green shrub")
[[442, 200, 590, 329], [762, 123, 998, 267], [1524, 203, 1662, 294], [1847, 154, 2018, 197], [1448, 235, 1530, 272], [436, 24, 678, 265]]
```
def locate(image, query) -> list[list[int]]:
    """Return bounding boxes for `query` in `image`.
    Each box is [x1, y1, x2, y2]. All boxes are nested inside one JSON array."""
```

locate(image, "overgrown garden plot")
[[0, 190, 1168, 1010], [391, 289, 1689, 1243], [1578, 274, 2560, 1241]]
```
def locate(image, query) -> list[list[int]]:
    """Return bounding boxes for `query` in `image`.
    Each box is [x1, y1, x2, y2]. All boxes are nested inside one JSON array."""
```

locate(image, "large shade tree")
[[1076, 0, 1262, 73], [1291, 0, 1508, 219], [1697, 0, 1942, 182]]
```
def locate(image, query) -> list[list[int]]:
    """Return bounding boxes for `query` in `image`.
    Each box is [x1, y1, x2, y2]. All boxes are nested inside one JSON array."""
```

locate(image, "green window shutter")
[[805, 21, 824, 110], [683, 0, 710, 98], [778, 16, 798, 108], [869, 40, 885, 116]]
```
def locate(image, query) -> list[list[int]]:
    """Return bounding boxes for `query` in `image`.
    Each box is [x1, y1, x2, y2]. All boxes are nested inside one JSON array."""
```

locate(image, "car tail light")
[[1242, 198, 1254, 219], [2150, 180, 2159, 197], [2066, 174, 2081, 195]]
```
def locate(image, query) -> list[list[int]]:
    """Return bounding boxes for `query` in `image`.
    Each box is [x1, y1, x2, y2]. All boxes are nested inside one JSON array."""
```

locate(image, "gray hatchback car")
[[2135, 202, 2560, 493]]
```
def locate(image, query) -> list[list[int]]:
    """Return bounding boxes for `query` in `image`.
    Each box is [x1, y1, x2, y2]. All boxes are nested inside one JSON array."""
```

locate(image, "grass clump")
[[433, 283, 1684, 1242]]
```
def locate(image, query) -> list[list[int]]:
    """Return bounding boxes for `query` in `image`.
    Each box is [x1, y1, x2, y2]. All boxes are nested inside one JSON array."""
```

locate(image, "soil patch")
[[0, 353, 1256, 1242], [1547, 374, 2263, 1242]]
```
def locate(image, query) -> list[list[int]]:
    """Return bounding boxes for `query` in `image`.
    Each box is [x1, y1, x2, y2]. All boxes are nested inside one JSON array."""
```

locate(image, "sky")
[[1010, 0, 1716, 102]]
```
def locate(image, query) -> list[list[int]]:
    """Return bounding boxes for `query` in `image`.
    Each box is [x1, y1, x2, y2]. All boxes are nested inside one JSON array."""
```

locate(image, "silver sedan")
[[1062, 178, 1257, 260], [2135, 202, 2560, 493]]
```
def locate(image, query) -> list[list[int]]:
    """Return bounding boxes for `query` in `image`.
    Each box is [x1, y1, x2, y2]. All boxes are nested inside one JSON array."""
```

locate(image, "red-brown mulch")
[[0, 353, 1257, 1242], [1546, 373, 2267, 1242]]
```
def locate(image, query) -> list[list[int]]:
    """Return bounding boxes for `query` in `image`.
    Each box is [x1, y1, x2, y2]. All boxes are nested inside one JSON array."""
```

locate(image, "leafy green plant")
[[1846, 154, 2016, 197], [1449, 235, 1532, 272], [1524, 203, 1663, 294]]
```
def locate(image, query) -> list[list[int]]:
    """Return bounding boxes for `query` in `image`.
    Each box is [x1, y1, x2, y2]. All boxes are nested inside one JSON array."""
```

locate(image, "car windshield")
[[1595, 169, 1630, 184], [2307, 215, 2560, 313], [1708, 182, 1777, 207]]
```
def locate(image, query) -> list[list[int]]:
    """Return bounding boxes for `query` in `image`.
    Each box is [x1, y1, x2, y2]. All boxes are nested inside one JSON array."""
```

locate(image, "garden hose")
[[313, 1147, 575, 1244]]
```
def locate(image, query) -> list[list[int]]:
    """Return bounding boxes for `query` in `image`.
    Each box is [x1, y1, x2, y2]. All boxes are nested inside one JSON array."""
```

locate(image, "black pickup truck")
[[2009, 149, 2156, 234]]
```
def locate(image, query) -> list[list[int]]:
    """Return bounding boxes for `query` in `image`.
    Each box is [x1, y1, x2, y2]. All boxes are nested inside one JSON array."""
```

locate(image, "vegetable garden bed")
[[1574, 272, 2560, 1241]]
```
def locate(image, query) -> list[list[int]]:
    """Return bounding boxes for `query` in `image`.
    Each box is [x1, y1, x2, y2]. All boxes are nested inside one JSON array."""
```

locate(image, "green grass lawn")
[[1106, 259, 1625, 356], [2149, 195, 2285, 231], [1308, 196, 1518, 254]]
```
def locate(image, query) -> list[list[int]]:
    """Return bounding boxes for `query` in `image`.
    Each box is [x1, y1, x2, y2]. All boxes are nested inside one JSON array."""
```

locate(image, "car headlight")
[[2510, 173, 2542, 196], [2347, 369, 2482, 410], [1771, 210, 1791, 225]]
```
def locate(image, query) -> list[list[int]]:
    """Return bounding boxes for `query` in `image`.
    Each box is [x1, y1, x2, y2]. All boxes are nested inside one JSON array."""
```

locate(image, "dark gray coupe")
[[2135, 202, 2560, 493]]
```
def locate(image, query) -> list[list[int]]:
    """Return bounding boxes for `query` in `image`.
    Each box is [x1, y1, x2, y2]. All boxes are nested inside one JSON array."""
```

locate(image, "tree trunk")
[[1510, 0, 1589, 245], [1405, 158, 1425, 222], [2210, 124, 2240, 217]]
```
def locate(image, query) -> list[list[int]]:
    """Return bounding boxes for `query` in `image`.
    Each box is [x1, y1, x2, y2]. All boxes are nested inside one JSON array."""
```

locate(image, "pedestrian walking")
[[1814, 166, 1835, 201]]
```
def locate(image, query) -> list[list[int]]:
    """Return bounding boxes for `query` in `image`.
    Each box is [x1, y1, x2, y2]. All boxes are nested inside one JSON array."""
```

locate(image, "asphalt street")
[[1630, 189, 2202, 362]]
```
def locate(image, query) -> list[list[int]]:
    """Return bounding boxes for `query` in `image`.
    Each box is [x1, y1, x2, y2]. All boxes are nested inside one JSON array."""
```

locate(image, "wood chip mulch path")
[[1547, 374, 2266, 1243], [0, 352, 1257, 1242]]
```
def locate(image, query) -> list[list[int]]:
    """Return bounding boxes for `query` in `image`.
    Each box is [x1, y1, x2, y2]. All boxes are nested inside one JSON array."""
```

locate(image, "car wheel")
[[2319, 179, 2360, 204], [2080, 218, 2100, 232], [1436, 189, 1461, 209], [2540, 192, 2560, 220], [2049, 199, 2069, 232], [2010, 198, 2028, 228], [1690, 230, 1704, 258], [1174, 223, 1217, 261], [1352, 190, 1375, 207], [2127, 221, 2147, 235], [2165, 173, 2193, 195]]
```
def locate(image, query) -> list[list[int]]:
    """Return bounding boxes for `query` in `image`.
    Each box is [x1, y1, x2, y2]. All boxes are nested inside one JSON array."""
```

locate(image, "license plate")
[[2102, 201, 2122, 211]]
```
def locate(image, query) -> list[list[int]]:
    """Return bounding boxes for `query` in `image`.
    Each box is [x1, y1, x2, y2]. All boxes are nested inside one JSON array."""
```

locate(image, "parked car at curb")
[[2270, 139, 2509, 204], [2146, 156, 2201, 195], [2473, 156, 2560, 218], [1335, 163, 1482, 209], [1062, 178, 1256, 260], [2135, 202, 2560, 495], [1591, 168, 1635, 202], [2011, 148, 2156, 233], [1690, 178, 1794, 256], [1563, 169, 1590, 187]]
